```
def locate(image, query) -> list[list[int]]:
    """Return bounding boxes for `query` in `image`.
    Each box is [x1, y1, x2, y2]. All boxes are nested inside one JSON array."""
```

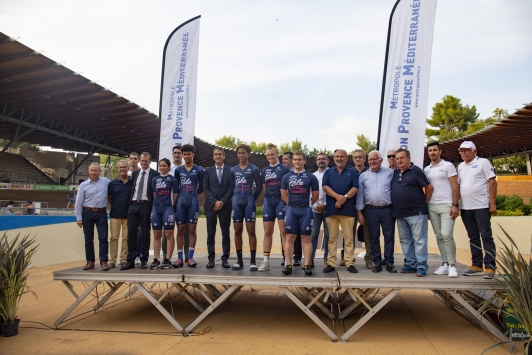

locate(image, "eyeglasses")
[[368, 158, 380, 162], [387, 155, 395, 159]]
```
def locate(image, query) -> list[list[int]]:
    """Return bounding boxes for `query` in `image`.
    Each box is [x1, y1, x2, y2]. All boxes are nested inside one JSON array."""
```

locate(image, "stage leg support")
[[281, 287, 337, 341], [341, 289, 400, 342]]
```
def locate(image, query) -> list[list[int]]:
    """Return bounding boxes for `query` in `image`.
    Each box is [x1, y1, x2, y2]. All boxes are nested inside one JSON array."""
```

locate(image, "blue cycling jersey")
[[261, 163, 290, 198], [230, 164, 262, 200], [176, 164, 204, 196], [281, 170, 319, 207], [151, 174, 179, 207]]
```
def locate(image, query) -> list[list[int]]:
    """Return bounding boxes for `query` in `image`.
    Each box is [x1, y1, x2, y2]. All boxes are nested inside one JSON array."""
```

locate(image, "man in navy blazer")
[[203, 147, 233, 268], [121, 152, 160, 270]]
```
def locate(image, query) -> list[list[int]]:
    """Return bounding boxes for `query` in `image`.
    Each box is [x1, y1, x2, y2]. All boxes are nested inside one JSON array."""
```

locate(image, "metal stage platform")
[[53, 254, 510, 345]]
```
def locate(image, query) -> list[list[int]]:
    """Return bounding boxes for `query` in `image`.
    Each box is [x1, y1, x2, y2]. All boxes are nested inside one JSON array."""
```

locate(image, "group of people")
[[1, 200, 35, 215], [75, 139, 498, 279]]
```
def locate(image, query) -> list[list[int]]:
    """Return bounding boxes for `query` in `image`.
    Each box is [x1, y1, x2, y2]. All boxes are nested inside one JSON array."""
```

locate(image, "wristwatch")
[[452, 203, 459, 207], [344, 194, 348, 198]]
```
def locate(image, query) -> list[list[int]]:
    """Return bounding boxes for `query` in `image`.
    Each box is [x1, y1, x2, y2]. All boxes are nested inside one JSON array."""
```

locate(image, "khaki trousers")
[[326, 215, 355, 267], [109, 218, 128, 263]]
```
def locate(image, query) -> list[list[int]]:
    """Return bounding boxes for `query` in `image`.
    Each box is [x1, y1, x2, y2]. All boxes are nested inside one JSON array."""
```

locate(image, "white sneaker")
[[448, 265, 458, 278], [258, 261, 270, 272], [249, 264, 258, 272], [433, 264, 448, 275], [135, 257, 141, 265]]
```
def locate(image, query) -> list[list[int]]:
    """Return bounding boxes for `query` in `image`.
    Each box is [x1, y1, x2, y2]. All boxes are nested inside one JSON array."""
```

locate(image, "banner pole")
[[376, 0, 401, 151]]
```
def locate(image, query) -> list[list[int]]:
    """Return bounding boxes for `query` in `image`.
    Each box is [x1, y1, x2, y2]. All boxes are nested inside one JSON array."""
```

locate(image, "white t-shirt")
[[311, 168, 328, 213], [457, 156, 496, 210], [424, 160, 457, 204]]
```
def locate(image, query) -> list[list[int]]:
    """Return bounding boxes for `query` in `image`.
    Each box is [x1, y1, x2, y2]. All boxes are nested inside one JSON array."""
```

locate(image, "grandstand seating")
[[0, 152, 54, 184]]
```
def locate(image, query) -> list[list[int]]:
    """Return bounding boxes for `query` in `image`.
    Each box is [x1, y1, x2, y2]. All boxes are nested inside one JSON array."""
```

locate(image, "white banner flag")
[[377, 0, 437, 167], [158, 16, 201, 161]]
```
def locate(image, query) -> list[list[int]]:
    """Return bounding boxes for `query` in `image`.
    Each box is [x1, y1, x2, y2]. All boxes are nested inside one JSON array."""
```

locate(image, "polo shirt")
[[391, 163, 429, 218], [322, 165, 359, 217], [457, 156, 496, 210], [108, 177, 133, 219], [424, 160, 457, 204]]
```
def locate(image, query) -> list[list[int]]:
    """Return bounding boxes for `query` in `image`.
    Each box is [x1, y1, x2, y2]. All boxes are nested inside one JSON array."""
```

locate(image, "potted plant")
[[494, 225, 532, 354], [0, 233, 38, 337]]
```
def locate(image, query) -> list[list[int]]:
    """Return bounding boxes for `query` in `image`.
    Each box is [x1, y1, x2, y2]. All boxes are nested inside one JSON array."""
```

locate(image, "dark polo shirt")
[[108, 177, 133, 219], [322, 165, 359, 217], [391, 162, 429, 218]]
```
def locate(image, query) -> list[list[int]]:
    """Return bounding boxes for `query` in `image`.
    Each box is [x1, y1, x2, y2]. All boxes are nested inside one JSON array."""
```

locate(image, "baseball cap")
[[27, 200, 33, 204], [458, 141, 476, 150]]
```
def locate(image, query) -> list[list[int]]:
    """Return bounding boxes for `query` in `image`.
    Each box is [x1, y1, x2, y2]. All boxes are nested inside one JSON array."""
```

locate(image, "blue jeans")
[[311, 212, 329, 260], [81, 209, 109, 263], [461, 208, 496, 269], [396, 213, 428, 271], [364, 206, 395, 266]]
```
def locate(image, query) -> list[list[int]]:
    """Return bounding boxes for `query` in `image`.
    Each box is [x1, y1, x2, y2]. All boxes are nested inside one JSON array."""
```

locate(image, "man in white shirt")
[[170, 145, 185, 176], [457, 141, 497, 279], [310, 153, 330, 267], [424, 142, 460, 278]]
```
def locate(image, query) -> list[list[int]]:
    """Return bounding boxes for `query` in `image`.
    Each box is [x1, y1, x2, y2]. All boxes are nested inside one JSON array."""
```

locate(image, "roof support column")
[[526, 151, 531, 175], [63, 148, 102, 184]]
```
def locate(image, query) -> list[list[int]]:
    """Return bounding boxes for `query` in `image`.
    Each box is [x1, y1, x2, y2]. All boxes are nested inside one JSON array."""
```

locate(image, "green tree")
[[214, 135, 247, 149], [249, 141, 268, 154], [279, 138, 309, 155], [492, 155, 527, 174], [355, 134, 376, 154], [98, 154, 126, 179], [426, 95, 479, 142], [466, 108, 507, 134], [0, 139, 40, 151]]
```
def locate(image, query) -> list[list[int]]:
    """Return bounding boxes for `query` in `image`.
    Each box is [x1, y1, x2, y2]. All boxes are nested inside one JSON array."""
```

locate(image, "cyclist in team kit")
[[172, 144, 204, 268], [150, 158, 179, 269], [229, 144, 262, 271], [258, 143, 290, 271], [281, 151, 319, 276]]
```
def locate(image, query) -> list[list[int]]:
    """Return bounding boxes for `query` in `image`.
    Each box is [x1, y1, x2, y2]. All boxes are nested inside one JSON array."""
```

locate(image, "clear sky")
[[1, 0, 530, 153]]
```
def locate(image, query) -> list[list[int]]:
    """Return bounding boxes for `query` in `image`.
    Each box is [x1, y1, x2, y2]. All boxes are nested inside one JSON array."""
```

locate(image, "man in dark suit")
[[203, 147, 233, 268], [121, 152, 160, 270]]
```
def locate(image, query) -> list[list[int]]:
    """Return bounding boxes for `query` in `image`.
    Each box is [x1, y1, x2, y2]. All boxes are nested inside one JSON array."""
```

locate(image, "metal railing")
[[22, 155, 60, 184]]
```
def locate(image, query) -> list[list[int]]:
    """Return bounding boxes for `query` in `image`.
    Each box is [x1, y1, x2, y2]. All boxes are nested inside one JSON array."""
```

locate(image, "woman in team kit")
[[258, 143, 290, 272], [280, 151, 319, 276], [150, 158, 179, 269], [229, 144, 263, 271]]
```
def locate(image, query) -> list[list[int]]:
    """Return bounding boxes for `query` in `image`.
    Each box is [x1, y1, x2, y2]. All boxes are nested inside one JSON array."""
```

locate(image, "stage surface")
[[53, 253, 509, 344]]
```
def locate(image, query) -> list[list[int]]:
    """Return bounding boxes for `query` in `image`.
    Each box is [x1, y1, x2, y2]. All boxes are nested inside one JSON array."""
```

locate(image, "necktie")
[[217, 167, 222, 184], [137, 171, 146, 201]]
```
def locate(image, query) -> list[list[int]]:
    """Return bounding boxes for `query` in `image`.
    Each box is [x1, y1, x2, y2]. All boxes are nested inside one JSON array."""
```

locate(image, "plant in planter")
[[494, 225, 532, 354], [0, 233, 38, 337]]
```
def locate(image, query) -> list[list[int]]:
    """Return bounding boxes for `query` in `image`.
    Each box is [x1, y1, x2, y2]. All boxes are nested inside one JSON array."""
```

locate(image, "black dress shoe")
[[140, 261, 148, 269], [386, 264, 397, 273], [372, 264, 383, 273], [221, 260, 230, 268], [347, 265, 358, 273], [310, 259, 314, 269], [120, 263, 135, 270], [323, 265, 336, 273], [293, 258, 301, 266], [206, 260, 215, 268]]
